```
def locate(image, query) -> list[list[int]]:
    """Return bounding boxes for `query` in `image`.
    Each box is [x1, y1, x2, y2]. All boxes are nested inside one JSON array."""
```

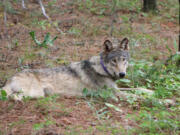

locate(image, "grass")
[[33, 119, 55, 131], [127, 55, 180, 134], [128, 108, 179, 134]]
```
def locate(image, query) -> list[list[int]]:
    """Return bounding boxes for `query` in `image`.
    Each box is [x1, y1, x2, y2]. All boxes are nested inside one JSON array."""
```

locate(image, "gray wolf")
[[2, 38, 173, 105], [2, 38, 132, 100]]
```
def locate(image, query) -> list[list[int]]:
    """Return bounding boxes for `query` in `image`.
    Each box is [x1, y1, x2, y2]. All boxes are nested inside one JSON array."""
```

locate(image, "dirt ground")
[[0, 0, 179, 134], [0, 96, 137, 135]]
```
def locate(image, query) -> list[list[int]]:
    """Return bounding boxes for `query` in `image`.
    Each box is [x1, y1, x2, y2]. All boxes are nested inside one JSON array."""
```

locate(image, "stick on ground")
[[38, 0, 64, 34]]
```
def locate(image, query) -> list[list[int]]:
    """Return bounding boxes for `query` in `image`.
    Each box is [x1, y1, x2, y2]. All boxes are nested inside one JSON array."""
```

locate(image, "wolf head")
[[101, 38, 130, 80]]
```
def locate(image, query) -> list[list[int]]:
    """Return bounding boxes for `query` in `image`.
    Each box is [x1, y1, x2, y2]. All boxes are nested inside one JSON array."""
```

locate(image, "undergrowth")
[[1, 53, 179, 135], [127, 54, 180, 99], [82, 54, 180, 134]]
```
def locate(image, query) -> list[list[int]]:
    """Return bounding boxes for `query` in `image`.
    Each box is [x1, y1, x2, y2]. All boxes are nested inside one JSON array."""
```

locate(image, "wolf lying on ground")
[[1, 38, 174, 105]]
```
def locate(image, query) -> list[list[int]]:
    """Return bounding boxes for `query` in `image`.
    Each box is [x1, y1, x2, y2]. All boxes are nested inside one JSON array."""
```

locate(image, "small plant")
[[128, 108, 180, 134], [82, 87, 121, 120], [126, 56, 180, 99], [116, 78, 131, 87], [35, 95, 58, 108], [82, 87, 117, 102], [29, 31, 57, 48], [33, 119, 55, 131], [68, 27, 81, 37], [0, 89, 7, 101], [37, 20, 48, 30]]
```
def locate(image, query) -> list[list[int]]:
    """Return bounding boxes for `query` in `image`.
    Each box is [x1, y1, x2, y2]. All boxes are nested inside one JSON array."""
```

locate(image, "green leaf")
[[118, 79, 131, 83], [1, 90, 7, 97], [0, 90, 7, 101], [33, 123, 44, 130], [29, 31, 42, 46], [166, 44, 172, 55], [173, 39, 178, 51], [82, 88, 89, 97], [29, 31, 57, 48]]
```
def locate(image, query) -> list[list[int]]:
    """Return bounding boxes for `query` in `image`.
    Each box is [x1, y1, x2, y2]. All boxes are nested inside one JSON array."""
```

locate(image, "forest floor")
[[0, 0, 179, 135]]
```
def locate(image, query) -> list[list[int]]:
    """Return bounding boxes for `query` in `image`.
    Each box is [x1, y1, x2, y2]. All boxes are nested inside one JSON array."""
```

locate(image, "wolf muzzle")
[[119, 72, 125, 78]]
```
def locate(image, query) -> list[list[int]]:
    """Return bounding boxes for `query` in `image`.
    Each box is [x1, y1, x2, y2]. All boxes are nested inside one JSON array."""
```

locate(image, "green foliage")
[[47, 0, 57, 7], [33, 119, 55, 131], [128, 107, 180, 134], [158, 0, 179, 21], [29, 31, 57, 48], [123, 55, 180, 134], [82, 87, 117, 102], [35, 95, 58, 107], [75, 0, 110, 15], [9, 119, 26, 128], [68, 27, 81, 37], [83, 87, 121, 118], [0, 89, 7, 101], [126, 56, 180, 99], [3, 0, 17, 14], [37, 20, 48, 30], [75, 0, 140, 15], [116, 78, 131, 87]]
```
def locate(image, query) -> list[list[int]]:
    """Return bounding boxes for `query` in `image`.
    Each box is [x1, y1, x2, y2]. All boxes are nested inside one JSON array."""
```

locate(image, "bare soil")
[[0, 96, 136, 135]]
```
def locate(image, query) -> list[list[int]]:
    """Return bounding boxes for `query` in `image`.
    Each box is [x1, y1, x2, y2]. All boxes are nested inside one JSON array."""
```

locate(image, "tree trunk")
[[142, 0, 157, 12]]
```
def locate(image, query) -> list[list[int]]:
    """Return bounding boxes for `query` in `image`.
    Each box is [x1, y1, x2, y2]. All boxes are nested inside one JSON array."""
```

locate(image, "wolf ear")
[[119, 38, 129, 50], [103, 40, 113, 52]]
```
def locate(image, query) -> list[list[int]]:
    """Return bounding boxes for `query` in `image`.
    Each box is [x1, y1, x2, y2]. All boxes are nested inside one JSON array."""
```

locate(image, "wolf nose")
[[119, 72, 125, 78]]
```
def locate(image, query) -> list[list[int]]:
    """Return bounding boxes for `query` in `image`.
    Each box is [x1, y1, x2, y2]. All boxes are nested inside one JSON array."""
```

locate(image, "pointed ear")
[[103, 40, 113, 52], [119, 38, 129, 50]]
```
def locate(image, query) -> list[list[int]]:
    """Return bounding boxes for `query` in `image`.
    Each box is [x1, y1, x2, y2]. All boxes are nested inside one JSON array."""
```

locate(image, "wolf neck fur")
[[86, 55, 112, 78], [78, 55, 113, 87]]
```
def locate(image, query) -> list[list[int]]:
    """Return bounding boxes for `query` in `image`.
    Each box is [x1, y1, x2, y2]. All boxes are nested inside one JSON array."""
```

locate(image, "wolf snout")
[[119, 72, 125, 78]]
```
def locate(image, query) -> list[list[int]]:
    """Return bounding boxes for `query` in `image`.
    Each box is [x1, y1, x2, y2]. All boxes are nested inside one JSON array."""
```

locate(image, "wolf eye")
[[111, 59, 116, 65], [112, 59, 116, 63]]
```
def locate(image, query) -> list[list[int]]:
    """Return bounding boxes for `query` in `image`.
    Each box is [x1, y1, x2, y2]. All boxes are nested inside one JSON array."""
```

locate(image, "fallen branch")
[[38, 0, 64, 34], [116, 89, 175, 106], [118, 87, 154, 95], [114, 87, 175, 106], [21, 0, 26, 9]]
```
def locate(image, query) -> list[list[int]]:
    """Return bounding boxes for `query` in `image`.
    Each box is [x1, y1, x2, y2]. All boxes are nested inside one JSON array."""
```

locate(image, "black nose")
[[119, 72, 125, 78]]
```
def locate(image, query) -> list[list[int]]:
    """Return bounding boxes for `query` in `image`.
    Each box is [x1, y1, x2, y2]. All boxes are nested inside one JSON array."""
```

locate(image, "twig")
[[38, 0, 50, 20], [116, 89, 175, 106], [115, 87, 154, 95], [21, 0, 27, 9], [38, 0, 64, 34]]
